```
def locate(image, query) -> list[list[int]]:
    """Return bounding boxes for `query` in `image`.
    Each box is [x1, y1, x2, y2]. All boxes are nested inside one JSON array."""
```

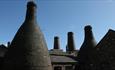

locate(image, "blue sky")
[[0, 0, 115, 50]]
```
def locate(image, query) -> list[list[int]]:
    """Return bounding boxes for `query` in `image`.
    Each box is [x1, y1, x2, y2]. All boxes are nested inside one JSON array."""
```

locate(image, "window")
[[65, 66, 73, 70], [54, 66, 62, 70]]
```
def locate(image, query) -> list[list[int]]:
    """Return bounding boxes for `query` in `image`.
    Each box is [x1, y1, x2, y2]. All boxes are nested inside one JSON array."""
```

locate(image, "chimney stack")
[[54, 36, 60, 49], [84, 25, 94, 41], [67, 32, 76, 53], [25, 1, 37, 21]]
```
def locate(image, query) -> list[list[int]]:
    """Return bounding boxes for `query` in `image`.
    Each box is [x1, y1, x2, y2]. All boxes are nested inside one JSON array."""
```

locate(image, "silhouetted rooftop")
[[50, 55, 77, 63]]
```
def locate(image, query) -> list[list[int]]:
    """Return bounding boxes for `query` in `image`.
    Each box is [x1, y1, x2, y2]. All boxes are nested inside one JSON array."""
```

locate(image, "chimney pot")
[[84, 25, 92, 31]]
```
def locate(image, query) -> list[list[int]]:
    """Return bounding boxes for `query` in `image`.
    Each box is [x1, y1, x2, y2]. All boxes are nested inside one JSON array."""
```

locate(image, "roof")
[[96, 29, 115, 50], [49, 49, 70, 56], [50, 55, 77, 64], [94, 29, 115, 67]]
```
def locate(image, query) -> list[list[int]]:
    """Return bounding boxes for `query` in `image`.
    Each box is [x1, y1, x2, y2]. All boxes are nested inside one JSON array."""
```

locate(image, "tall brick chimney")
[[54, 36, 60, 49], [66, 32, 76, 53]]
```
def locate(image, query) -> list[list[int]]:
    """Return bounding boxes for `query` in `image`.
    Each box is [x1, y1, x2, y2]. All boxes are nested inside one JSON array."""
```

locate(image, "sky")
[[0, 0, 115, 51]]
